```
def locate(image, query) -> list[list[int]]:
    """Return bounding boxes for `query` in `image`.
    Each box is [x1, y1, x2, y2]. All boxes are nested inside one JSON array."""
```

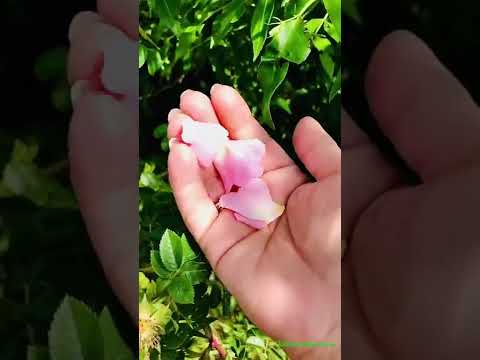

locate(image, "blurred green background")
[[0, 1, 135, 358]]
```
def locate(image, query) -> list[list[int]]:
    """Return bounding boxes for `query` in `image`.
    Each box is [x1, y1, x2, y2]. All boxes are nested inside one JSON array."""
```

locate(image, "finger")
[[69, 91, 138, 319], [293, 116, 340, 180], [68, 17, 126, 84], [366, 30, 480, 181], [167, 108, 188, 139], [210, 84, 293, 171], [200, 165, 305, 268], [179, 89, 219, 123], [168, 143, 218, 240], [288, 176, 341, 277], [97, 0, 138, 40], [68, 12, 103, 84], [69, 11, 101, 43], [341, 110, 401, 247]]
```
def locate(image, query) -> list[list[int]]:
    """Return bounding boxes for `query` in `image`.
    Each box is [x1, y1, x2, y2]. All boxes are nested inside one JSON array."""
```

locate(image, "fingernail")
[[167, 108, 180, 122], [210, 83, 221, 94], [168, 138, 179, 149], [180, 89, 192, 99]]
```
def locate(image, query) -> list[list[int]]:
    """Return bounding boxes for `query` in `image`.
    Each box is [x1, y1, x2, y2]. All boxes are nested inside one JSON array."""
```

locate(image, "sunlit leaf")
[[251, 0, 275, 61], [258, 61, 289, 129]]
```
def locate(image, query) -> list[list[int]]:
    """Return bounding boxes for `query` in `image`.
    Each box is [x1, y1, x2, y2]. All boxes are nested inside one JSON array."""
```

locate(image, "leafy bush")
[[139, 0, 341, 358]]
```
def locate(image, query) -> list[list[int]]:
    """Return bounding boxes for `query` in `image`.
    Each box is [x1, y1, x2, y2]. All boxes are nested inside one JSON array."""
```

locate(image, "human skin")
[[67, 2, 341, 359], [167, 86, 341, 360], [343, 31, 480, 359]]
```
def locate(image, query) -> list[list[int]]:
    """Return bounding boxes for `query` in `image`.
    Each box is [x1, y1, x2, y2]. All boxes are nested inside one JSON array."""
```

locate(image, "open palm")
[[167, 85, 341, 359], [343, 31, 480, 359]]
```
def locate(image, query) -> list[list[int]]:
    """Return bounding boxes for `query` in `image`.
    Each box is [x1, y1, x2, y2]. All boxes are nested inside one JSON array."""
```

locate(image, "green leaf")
[[0, 140, 76, 208], [160, 229, 183, 271], [27, 346, 50, 360], [168, 273, 195, 304], [312, 35, 331, 52], [212, 0, 246, 39], [99, 308, 134, 360], [251, 0, 275, 61], [157, 0, 178, 30], [139, 162, 171, 193], [246, 336, 265, 348], [139, 45, 146, 69], [258, 61, 289, 129], [175, 25, 204, 63], [48, 296, 102, 360], [147, 51, 163, 76], [329, 70, 341, 101], [305, 18, 325, 34], [182, 261, 209, 285], [323, 0, 341, 37], [270, 18, 311, 64], [283, 0, 320, 17], [151, 250, 172, 278], [180, 234, 196, 263], [324, 20, 340, 43], [320, 49, 335, 78]]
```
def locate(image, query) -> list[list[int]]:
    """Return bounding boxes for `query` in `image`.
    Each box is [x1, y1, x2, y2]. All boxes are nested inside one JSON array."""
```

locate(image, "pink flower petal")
[[219, 179, 285, 223], [214, 139, 266, 192], [234, 213, 267, 229], [181, 119, 229, 167]]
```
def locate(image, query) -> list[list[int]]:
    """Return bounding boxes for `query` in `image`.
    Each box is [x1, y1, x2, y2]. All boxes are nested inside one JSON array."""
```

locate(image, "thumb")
[[293, 117, 340, 180]]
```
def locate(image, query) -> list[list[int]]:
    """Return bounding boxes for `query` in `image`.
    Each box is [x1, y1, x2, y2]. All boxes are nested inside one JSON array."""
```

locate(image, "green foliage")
[[140, 0, 341, 132], [140, 229, 288, 359], [25, 296, 134, 360], [140, 0, 341, 358]]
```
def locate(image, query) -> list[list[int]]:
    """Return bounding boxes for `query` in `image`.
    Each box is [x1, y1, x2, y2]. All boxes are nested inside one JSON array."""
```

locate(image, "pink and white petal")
[[215, 139, 265, 192], [233, 213, 267, 229], [181, 119, 229, 167], [219, 179, 285, 222]]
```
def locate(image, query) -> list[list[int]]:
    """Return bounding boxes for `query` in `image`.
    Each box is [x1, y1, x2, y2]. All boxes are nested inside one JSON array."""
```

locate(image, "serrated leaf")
[[182, 261, 209, 285], [168, 273, 195, 304], [323, 0, 341, 37], [180, 234, 196, 263], [270, 18, 311, 64], [258, 61, 289, 129], [99, 308, 134, 360], [48, 296, 102, 360], [151, 250, 172, 278], [251, 0, 275, 61], [160, 229, 183, 271]]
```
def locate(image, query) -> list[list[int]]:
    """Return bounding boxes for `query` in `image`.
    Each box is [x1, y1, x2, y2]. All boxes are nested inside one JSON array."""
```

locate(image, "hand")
[[343, 31, 480, 359], [67, 0, 138, 318], [167, 85, 341, 360]]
